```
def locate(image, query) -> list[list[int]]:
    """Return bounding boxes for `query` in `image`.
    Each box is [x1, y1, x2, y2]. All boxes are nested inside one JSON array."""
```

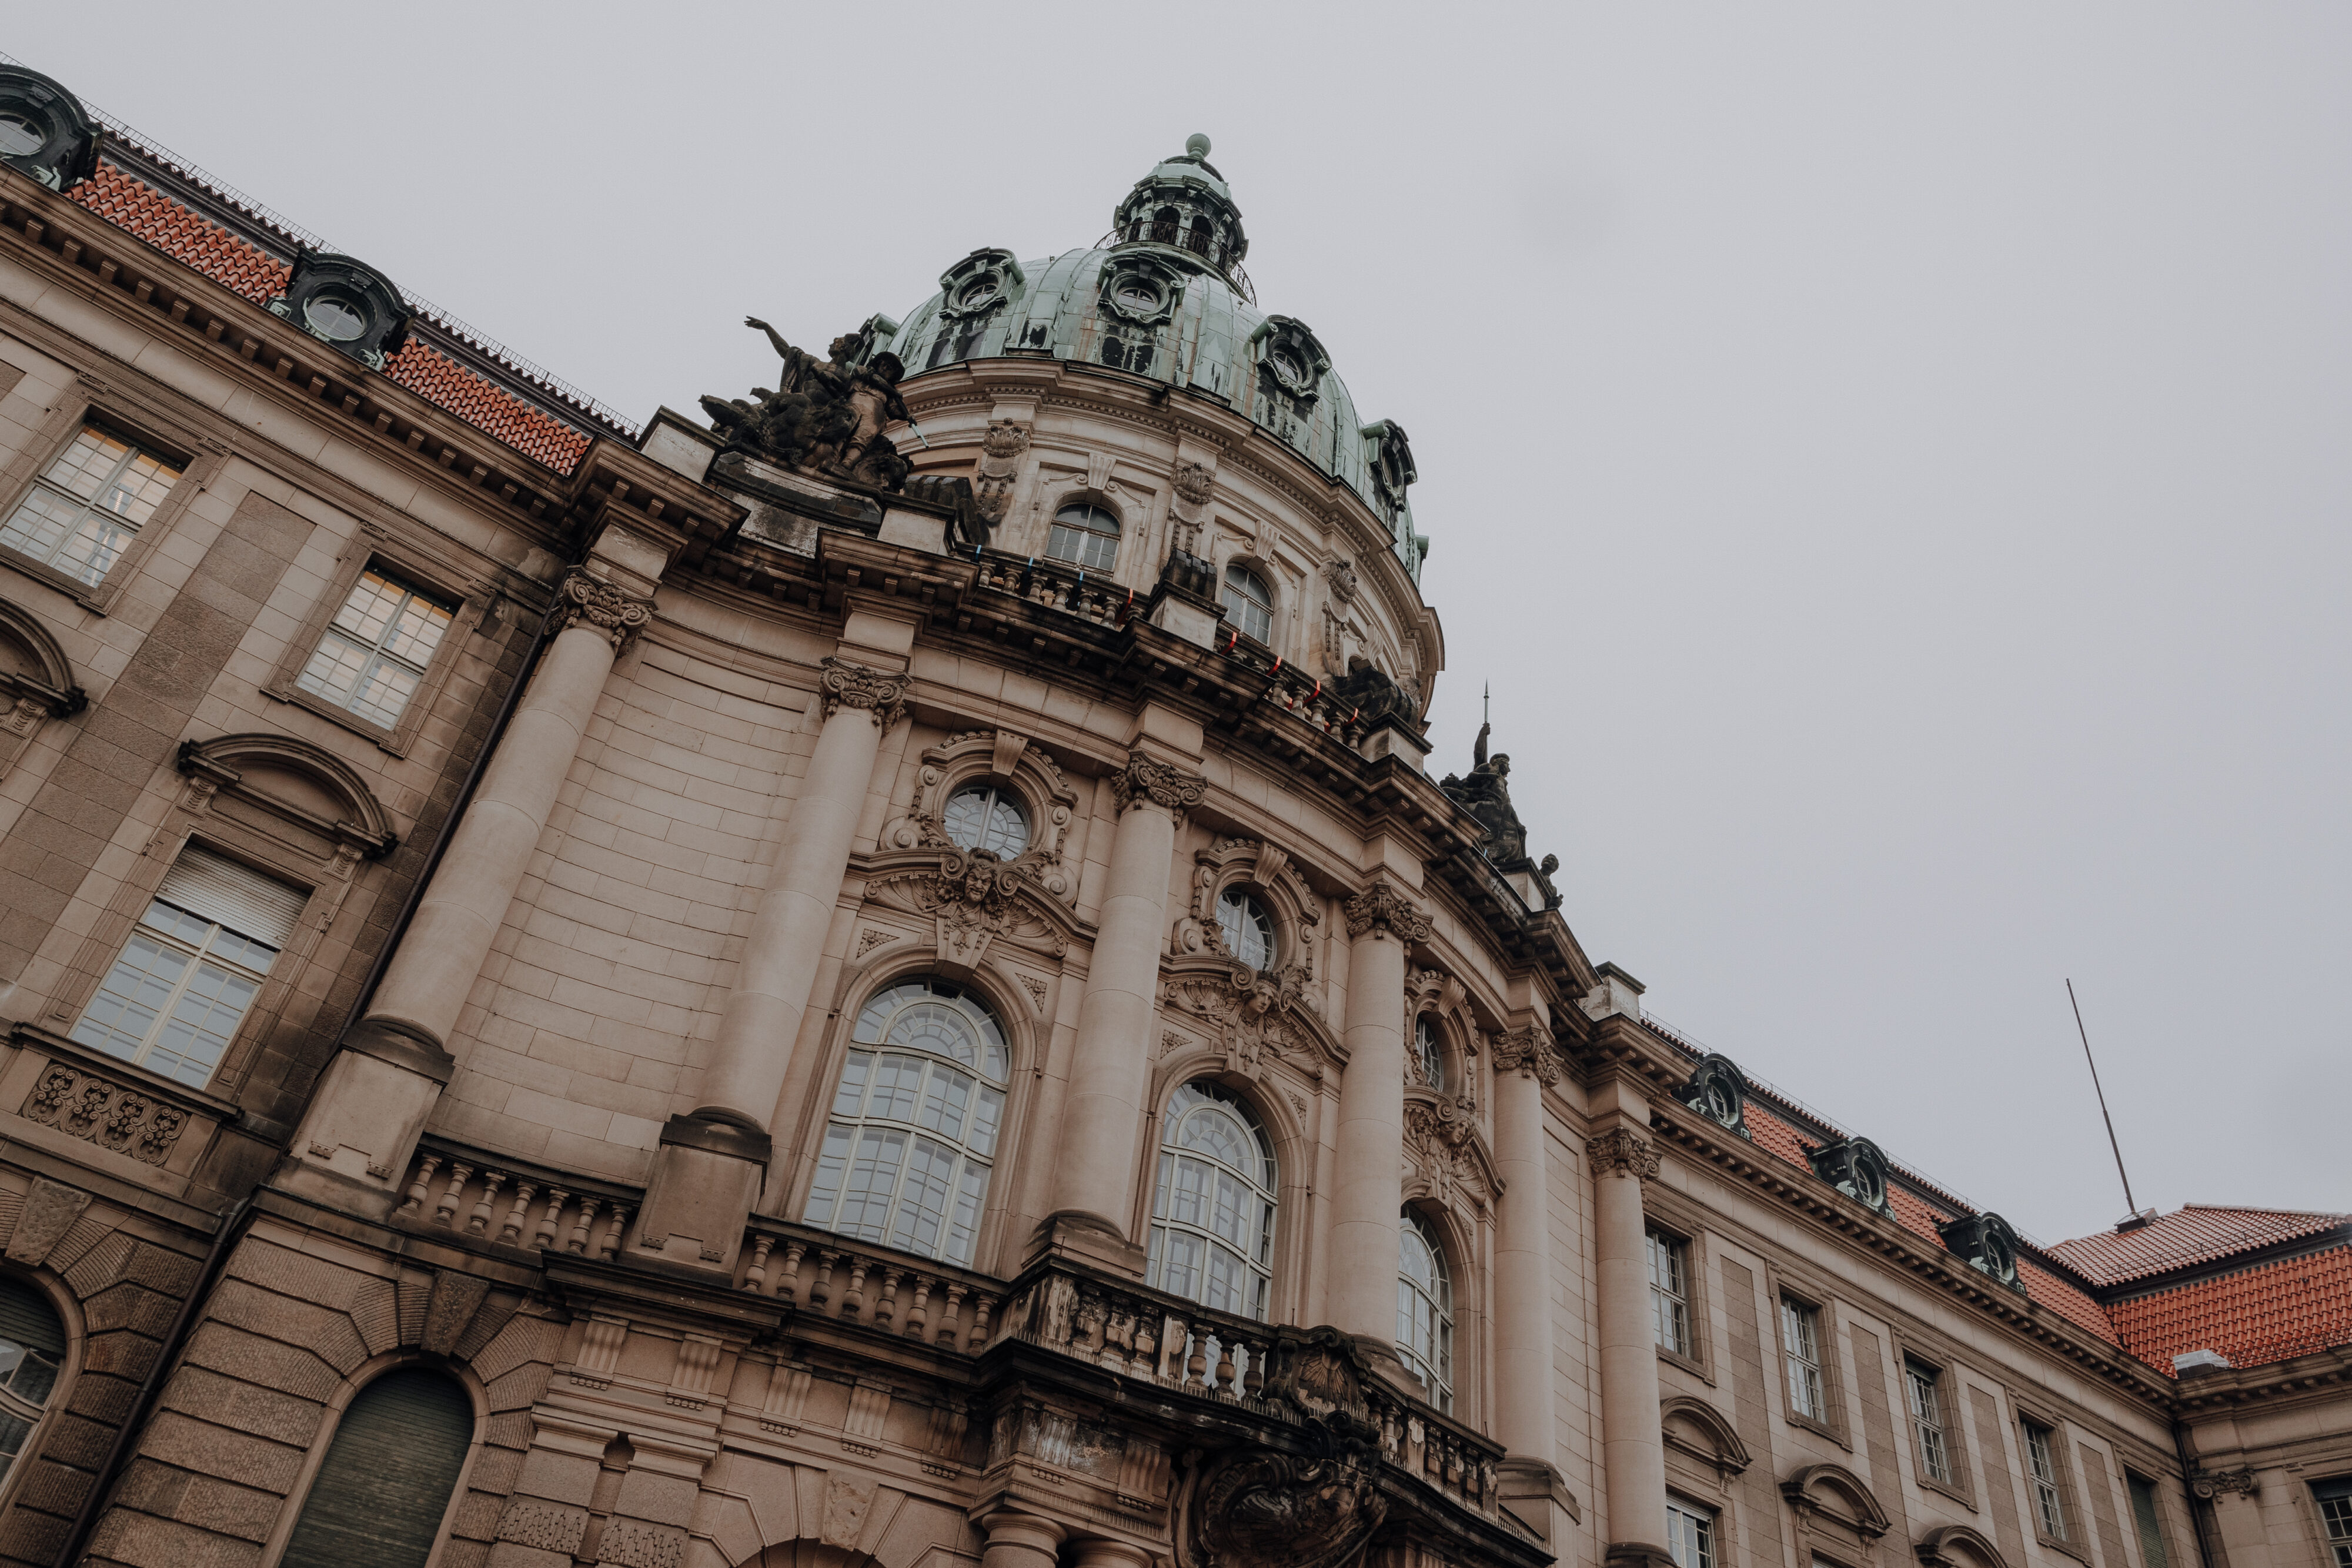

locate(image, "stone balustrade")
[[391, 1139, 638, 1259], [734, 1218, 1010, 1353], [970, 551, 1132, 630]]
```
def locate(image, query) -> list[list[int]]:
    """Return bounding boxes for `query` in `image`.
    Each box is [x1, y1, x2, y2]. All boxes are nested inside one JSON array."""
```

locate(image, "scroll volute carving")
[[879, 730, 1080, 902], [1178, 1328, 1389, 1568], [1172, 835, 1322, 965]]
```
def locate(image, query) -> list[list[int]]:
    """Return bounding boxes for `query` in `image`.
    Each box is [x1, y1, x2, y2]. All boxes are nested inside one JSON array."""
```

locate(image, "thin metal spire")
[[2067, 979, 2139, 1217]]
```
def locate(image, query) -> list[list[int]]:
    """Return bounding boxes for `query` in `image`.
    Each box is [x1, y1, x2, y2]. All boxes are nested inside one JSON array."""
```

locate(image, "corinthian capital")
[[1492, 1025, 1563, 1086], [819, 657, 910, 728], [554, 568, 654, 652], [1111, 748, 1207, 820], [1586, 1128, 1660, 1181], [1343, 881, 1432, 942]]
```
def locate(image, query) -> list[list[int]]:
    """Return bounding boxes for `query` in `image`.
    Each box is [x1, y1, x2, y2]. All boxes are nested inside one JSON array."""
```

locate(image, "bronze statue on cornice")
[[700, 317, 913, 492], [1441, 720, 1528, 867]]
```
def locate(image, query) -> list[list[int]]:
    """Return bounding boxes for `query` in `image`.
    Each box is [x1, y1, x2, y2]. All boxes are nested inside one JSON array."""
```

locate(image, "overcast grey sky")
[[14, 4, 2347, 1246]]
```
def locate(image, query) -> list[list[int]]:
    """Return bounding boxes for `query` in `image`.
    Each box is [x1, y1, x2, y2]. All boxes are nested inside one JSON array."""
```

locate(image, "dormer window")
[[1673, 1054, 1750, 1139], [0, 115, 39, 156], [1217, 887, 1274, 970], [1268, 346, 1307, 390], [954, 273, 1001, 310], [1115, 279, 1164, 315], [303, 293, 369, 342]]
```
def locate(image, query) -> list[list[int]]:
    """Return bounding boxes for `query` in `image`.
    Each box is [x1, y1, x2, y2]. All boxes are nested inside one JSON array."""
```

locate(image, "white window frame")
[[1216, 887, 1275, 971], [1220, 561, 1274, 643], [1666, 1495, 1716, 1568], [292, 567, 458, 730], [1045, 503, 1120, 571], [1414, 1014, 1445, 1091], [1905, 1358, 1953, 1485], [2025, 1420, 2068, 1540], [68, 869, 296, 1089], [1782, 1296, 1826, 1420], [0, 423, 183, 587], [1147, 1081, 1278, 1321], [1649, 1226, 1692, 1356], [940, 780, 1031, 857], [1397, 1207, 1454, 1413]]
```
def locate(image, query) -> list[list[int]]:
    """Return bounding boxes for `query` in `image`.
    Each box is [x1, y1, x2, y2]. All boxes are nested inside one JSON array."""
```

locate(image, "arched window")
[[941, 781, 1030, 857], [1398, 1208, 1454, 1412], [804, 979, 1009, 1266], [1216, 887, 1275, 971], [1148, 1082, 1276, 1320], [1415, 1015, 1445, 1092], [1046, 503, 1120, 571], [1221, 563, 1273, 643], [279, 1368, 472, 1567], [0, 1275, 64, 1489]]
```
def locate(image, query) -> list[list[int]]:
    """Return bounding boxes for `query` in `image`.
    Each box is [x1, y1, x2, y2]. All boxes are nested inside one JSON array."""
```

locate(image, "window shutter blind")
[[279, 1368, 472, 1568], [157, 847, 306, 946], [0, 1277, 64, 1359]]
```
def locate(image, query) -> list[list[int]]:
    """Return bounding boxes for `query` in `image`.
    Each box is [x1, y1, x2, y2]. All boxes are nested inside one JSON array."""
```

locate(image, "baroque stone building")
[[0, 60, 2344, 1568]]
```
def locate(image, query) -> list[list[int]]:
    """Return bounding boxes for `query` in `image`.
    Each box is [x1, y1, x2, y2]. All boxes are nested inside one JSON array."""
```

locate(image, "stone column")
[[1491, 1025, 1561, 1461], [1328, 881, 1431, 1349], [285, 566, 651, 1209], [1041, 748, 1204, 1255], [636, 656, 908, 1271], [1070, 1539, 1152, 1568], [980, 1512, 1067, 1568], [1590, 1123, 1672, 1568]]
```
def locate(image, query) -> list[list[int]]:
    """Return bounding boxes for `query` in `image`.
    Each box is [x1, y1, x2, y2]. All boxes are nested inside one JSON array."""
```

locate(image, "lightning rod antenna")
[[1484, 681, 1489, 727], [2067, 979, 2139, 1217]]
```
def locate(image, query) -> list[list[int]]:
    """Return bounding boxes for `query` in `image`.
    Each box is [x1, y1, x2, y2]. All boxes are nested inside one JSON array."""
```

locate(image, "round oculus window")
[[1982, 1232, 2015, 1278], [1114, 279, 1163, 314], [303, 292, 369, 342], [955, 274, 1000, 308], [1705, 1082, 1733, 1123], [1268, 346, 1308, 388], [1852, 1161, 1884, 1206], [0, 112, 45, 157]]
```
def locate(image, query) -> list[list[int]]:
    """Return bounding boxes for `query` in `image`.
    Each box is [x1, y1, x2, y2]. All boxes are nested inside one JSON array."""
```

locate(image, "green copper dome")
[[885, 136, 1426, 579]]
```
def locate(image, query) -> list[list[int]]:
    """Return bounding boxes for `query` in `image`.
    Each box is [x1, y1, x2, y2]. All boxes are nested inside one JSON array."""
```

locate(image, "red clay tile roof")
[[61, 161, 594, 475], [2046, 1205, 2351, 1287], [1742, 1102, 1817, 1172], [2020, 1260, 2120, 1343], [2110, 1245, 2352, 1375]]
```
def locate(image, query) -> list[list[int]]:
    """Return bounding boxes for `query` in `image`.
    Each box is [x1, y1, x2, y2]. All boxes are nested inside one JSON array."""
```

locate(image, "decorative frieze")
[[22, 1062, 185, 1166], [1112, 748, 1207, 819], [819, 656, 910, 728], [2192, 1467, 2259, 1499], [1343, 881, 1431, 943], [1585, 1128, 1660, 1181], [554, 566, 653, 651]]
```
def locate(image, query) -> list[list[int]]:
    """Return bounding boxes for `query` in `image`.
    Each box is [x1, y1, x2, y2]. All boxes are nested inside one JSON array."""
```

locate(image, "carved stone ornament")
[[1491, 1025, 1563, 1086], [974, 419, 1030, 524], [879, 730, 1078, 901], [1342, 881, 1432, 943], [867, 844, 1071, 967], [22, 1062, 186, 1166], [1112, 748, 1207, 819], [1177, 1329, 1388, 1568], [1586, 1128, 1661, 1181], [5, 1176, 90, 1265], [2192, 1468, 2259, 1500], [701, 317, 913, 492], [819, 656, 910, 728], [1405, 1095, 1489, 1210], [1174, 459, 1216, 507], [1162, 961, 1328, 1081], [1174, 836, 1320, 968], [1322, 557, 1359, 606], [555, 568, 654, 652]]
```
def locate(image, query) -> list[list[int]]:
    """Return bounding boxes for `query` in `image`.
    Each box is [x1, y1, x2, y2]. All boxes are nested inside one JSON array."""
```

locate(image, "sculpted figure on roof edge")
[[700, 316, 913, 491]]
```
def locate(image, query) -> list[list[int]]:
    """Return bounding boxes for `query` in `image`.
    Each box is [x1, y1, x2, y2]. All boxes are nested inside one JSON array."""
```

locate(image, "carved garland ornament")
[[1112, 748, 1207, 818], [1586, 1128, 1661, 1181], [23, 1063, 185, 1166], [555, 568, 654, 651], [1491, 1025, 1563, 1086], [1342, 882, 1431, 942], [820, 656, 910, 728]]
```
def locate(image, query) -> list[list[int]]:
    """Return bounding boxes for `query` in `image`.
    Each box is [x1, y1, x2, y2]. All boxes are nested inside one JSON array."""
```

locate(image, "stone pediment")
[[861, 845, 1080, 969], [1160, 954, 1341, 1081]]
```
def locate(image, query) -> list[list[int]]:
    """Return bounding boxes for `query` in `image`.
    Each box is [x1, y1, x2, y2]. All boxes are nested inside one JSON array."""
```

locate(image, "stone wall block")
[[690, 1490, 760, 1566], [597, 1516, 687, 1568], [0, 1498, 71, 1564], [422, 1271, 493, 1355], [61, 1231, 135, 1298], [171, 1472, 284, 1543], [182, 1323, 341, 1404], [469, 1311, 559, 1386], [482, 1360, 553, 1413], [453, 1289, 522, 1362], [874, 1495, 976, 1568], [82, 1280, 176, 1338], [515, 1447, 601, 1508], [159, 1365, 324, 1449], [136, 1410, 304, 1493], [226, 1239, 364, 1314], [6, 1178, 91, 1265], [44, 1410, 115, 1470], [614, 1468, 699, 1529], [486, 1410, 534, 1449], [443, 1540, 492, 1568], [450, 1487, 507, 1542], [44, 1210, 115, 1276], [121, 1241, 203, 1297], [468, 1442, 526, 1497], [701, 1450, 796, 1544], [0, 1187, 24, 1251], [62, 1366, 139, 1426], [396, 1268, 433, 1345], [81, 1326, 162, 1383], [83, 1507, 265, 1568], [497, 1496, 591, 1556], [16, 1455, 95, 1516], [348, 1275, 399, 1355], [487, 1543, 574, 1568], [208, 1279, 369, 1374]]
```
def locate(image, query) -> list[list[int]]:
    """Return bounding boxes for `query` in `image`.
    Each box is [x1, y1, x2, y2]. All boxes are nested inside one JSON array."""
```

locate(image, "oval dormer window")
[[1704, 1081, 1734, 1124], [955, 273, 1000, 309], [0, 113, 43, 156], [303, 293, 369, 342], [1852, 1159, 1885, 1208], [1115, 279, 1164, 315], [1269, 346, 1307, 389]]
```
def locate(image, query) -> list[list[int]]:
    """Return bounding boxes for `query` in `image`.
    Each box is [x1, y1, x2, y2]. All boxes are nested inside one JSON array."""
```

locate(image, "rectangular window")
[[0, 424, 183, 586], [1665, 1496, 1716, 1568], [294, 569, 456, 728], [1782, 1297, 1826, 1419], [2127, 1474, 2171, 1568], [2312, 1477, 2351, 1568], [1905, 1358, 1952, 1483], [2025, 1421, 2067, 1539], [69, 847, 306, 1087], [1648, 1228, 1691, 1356]]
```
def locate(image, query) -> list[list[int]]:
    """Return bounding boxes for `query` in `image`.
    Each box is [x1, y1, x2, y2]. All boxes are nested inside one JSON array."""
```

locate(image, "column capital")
[[819, 656, 910, 728], [979, 1511, 1070, 1551], [1111, 747, 1206, 820], [1585, 1127, 1661, 1181], [1494, 1025, 1563, 1085], [554, 567, 654, 652], [1344, 880, 1431, 942]]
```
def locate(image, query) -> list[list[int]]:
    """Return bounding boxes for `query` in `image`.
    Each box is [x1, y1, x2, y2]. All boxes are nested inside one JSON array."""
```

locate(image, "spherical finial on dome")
[[1185, 132, 1211, 160]]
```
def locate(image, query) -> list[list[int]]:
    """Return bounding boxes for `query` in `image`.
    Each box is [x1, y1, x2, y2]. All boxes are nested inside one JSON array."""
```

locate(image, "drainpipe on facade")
[[53, 1196, 256, 1568], [2172, 1417, 2221, 1568]]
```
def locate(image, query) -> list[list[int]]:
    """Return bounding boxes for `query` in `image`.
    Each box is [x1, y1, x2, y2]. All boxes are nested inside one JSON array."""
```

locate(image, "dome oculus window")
[[1217, 887, 1274, 970], [1220, 563, 1273, 643], [1415, 1015, 1445, 1091], [804, 980, 1008, 1266], [1397, 1209, 1454, 1412], [1115, 279, 1164, 315], [954, 273, 1001, 310], [1268, 346, 1308, 390], [1046, 503, 1120, 571], [1147, 1081, 1277, 1320], [941, 782, 1030, 857], [0, 113, 42, 157], [302, 293, 370, 342]]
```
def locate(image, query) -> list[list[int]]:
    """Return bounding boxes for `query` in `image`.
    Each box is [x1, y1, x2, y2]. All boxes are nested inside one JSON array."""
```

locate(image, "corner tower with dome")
[[1, 71, 2317, 1568]]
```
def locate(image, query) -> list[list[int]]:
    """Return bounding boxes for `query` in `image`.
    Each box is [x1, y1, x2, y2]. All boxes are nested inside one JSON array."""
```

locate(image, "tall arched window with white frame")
[[0, 1274, 64, 1494], [1398, 1207, 1454, 1412], [804, 979, 1009, 1266], [1147, 1081, 1277, 1320], [1414, 1014, 1445, 1091]]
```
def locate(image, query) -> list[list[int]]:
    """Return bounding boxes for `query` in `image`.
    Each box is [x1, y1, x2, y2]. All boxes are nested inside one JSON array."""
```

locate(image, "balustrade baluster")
[[598, 1206, 630, 1259], [809, 1250, 839, 1311], [936, 1283, 967, 1348], [432, 1163, 473, 1228], [496, 1182, 537, 1246], [567, 1196, 602, 1254], [531, 1189, 569, 1251], [466, 1171, 507, 1236], [1241, 1333, 1265, 1398], [841, 1259, 871, 1319], [1214, 1333, 1237, 1393], [875, 1269, 903, 1329], [904, 1275, 933, 1339], [777, 1241, 807, 1303], [1185, 1320, 1210, 1389], [397, 1155, 442, 1218], [965, 1293, 994, 1352], [743, 1234, 774, 1293]]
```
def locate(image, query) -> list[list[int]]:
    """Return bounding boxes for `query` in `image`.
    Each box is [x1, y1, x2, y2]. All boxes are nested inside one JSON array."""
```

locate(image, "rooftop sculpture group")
[[701, 318, 914, 492]]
